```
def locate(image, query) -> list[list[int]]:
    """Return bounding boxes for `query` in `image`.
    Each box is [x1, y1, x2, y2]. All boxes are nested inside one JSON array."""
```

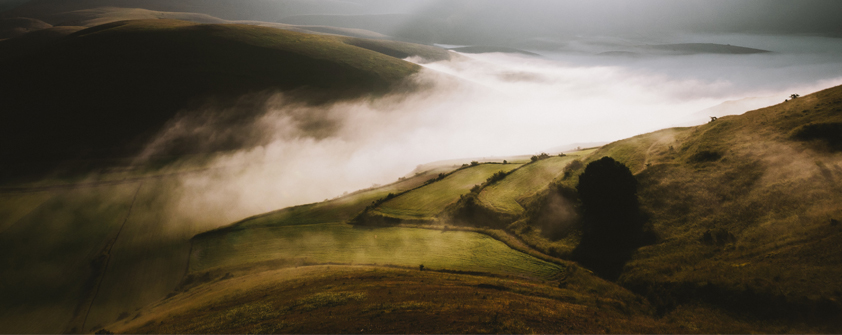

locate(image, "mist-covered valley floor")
[[2, 1, 842, 333]]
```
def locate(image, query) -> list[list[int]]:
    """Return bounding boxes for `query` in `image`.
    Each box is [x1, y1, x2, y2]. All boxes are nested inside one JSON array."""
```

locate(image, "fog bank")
[[141, 42, 842, 229]]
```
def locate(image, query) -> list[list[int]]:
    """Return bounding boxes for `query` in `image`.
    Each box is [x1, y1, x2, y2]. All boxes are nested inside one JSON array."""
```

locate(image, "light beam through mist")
[[149, 47, 842, 231]]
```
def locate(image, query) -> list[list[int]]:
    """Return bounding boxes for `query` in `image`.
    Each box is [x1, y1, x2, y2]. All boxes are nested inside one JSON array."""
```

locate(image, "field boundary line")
[[80, 181, 143, 332]]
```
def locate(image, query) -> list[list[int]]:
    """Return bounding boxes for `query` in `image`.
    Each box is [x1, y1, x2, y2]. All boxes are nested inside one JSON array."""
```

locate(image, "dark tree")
[[576, 157, 641, 238], [573, 157, 647, 279]]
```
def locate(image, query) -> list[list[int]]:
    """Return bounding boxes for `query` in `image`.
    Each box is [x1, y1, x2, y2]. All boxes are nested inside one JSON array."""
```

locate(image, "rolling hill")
[[0, 16, 52, 38], [87, 80, 842, 332], [508, 84, 842, 328], [0, 19, 446, 180], [3, 84, 842, 333]]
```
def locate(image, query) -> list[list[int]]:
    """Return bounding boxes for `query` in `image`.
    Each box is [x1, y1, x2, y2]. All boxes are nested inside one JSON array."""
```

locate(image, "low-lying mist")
[[140, 38, 842, 232]]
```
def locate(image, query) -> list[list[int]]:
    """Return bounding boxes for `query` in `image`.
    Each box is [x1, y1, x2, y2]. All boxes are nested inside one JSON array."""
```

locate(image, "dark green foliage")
[[573, 157, 647, 279], [470, 161, 480, 166], [576, 157, 640, 233], [447, 192, 513, 229], [362, 193, 396, 212], [689, 150, 722, 163], [485, 170, 508, 184], [792, 122, 842, 151], [530, 152, 551, 162], [562, 159, 584, 179], [424, 173, 447, 185]]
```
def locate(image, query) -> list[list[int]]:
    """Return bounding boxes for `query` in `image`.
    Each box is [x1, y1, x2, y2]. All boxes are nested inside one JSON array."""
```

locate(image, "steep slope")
[[0, 19, 422, 178], [544, 85, 842, 326]]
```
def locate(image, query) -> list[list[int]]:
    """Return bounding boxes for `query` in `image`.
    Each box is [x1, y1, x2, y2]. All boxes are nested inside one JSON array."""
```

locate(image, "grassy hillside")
[[371, 163, 522, 221], [0, 19, 423, 178], [0, 164, 457, 333], [479, 150, 596, 215], [531, 84, 842, 326], [210, 166, 456, 233], [105, 266, 678, 334], [1, 0, 369, 23], [0, 184, 138, 333], [191, 223, 564, 280]]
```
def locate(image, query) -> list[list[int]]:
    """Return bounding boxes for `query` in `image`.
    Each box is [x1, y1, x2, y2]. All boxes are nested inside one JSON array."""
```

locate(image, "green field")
[[191, 223, 564, 280], [478, 150, 596, 215], [372, 164, 522, 220], [230, 166, 455, 230]]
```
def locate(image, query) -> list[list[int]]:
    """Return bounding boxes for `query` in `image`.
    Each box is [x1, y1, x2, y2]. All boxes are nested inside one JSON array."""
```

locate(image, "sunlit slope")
[[191, 223, 563, 280], [0, 19, 421, 172], [479, 150, 596, 215], [581, 84, 842, 320], [372, 163, 522, 221]]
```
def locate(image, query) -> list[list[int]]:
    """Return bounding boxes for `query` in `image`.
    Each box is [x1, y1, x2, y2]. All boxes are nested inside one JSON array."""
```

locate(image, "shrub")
[[486, 170, 508, 184], [530, 152, 551, 162], [470, 161, 479, 166], [562, 159, 584, 179], [470, 184, 481, 194], [689, 150, 722, 163], [791, 122, 842, 151]]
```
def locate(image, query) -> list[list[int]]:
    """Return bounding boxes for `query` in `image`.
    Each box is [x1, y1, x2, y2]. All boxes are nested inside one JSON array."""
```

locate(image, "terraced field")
[[190, 223, 565, 280], [231, 166, 455, 230], [478, 150, 596, 215], [372, 163, 521, 220]]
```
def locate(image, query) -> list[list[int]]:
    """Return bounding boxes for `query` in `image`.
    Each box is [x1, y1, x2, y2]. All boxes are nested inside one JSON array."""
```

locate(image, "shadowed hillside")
[[0, 19, 429, 179]]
